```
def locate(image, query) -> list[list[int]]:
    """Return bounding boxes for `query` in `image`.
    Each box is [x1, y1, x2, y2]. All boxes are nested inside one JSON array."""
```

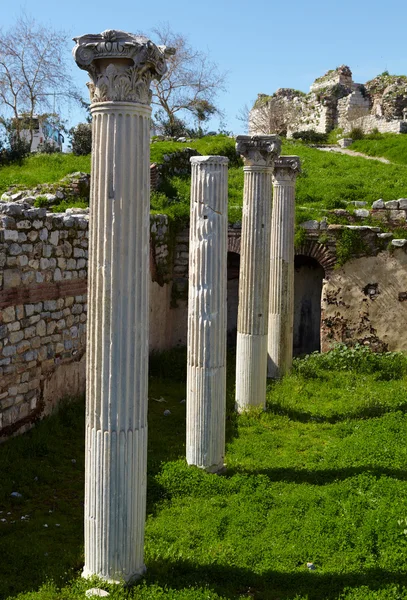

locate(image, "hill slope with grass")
[[349, 133, 407, 165], [3, 135, 407, 225]]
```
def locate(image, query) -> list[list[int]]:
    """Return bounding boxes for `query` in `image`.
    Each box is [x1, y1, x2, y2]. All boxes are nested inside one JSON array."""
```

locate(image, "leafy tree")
[[69, 123, 92, 156]]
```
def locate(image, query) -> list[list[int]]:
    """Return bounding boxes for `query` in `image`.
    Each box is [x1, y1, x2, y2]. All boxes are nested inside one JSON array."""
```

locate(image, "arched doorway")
[[293, 255, 325, 356], [227, 251, 240, 346]]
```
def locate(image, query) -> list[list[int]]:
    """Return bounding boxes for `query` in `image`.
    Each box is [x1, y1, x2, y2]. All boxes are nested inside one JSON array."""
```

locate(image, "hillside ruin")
[[250, 65, 407, 137]]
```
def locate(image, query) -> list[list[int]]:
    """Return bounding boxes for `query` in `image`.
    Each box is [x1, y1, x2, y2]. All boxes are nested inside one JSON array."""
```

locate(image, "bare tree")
[[0, 12, 79, 145], [151, 24, 227, 135]]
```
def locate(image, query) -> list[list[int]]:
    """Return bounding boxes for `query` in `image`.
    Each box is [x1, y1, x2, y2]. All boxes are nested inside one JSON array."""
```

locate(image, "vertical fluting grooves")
[[267, 172, 297, 379], [186, 156, 228, 472], [235, 166, 273, 412], [84, 103, 150, 583]]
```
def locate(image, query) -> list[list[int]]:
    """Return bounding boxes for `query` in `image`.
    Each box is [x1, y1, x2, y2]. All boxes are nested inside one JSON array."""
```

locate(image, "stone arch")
[[294, 240, 336, 273], [228, 233, 241, 255]]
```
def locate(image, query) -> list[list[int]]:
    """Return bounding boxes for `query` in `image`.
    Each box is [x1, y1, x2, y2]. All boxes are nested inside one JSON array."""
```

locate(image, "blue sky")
[[3, 0, 406, 134]]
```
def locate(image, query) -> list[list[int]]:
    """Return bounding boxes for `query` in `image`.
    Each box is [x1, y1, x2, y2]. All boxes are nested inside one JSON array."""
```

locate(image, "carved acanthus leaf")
[[236, 135, 281, 167], [72, 29, 172, 104], [273, 155, 301, 182]]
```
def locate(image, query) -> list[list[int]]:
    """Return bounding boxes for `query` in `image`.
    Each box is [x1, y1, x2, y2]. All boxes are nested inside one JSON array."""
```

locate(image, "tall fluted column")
[[186, 156, 228, 473], [268, 156, 301, 379], [235, 136, 281, 412], [73, 30, 172, 583]]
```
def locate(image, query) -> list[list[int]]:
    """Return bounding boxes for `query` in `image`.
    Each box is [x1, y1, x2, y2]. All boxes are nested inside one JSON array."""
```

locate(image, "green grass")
[[151, 138, 407, 224], [350, 134, 407, 166], [1, 347, 407, 599], [3, 136, 407, 225], [0, 153, 91, 194]]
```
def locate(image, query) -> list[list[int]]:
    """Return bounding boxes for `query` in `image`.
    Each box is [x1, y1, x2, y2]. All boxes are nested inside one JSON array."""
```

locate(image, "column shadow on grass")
[[144, 559, 407, 600], [223, 464, 407, 485], [266, 400, 407, 423]]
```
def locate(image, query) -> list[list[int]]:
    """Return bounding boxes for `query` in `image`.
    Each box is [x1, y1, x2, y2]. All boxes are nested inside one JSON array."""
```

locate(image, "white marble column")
[[235, 136, 281, 412], [268, 156, 301, 379], [73, 30, 172, 584], [186, 156, 228, 473]]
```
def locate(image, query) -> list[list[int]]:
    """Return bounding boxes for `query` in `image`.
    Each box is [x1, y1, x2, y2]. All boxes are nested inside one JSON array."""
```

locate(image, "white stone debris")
[[85, 589, 110, 598]]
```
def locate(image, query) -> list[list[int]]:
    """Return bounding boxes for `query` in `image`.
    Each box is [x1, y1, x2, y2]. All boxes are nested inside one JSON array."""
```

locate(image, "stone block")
[[385, 200, 399, 209], [2, 306, 16, 323], [3, 345, 16, 357], [9, 331, 24, 344], [39, 258, 50, 270], [27, 230, 38, 242], [36, 320, 46, 337], [17, 220, 31, 230], [9, 243, 22, 256], [399, 198, 407, 209], [17, 340, 31, 354], [39, 228, 48, 241], [24, 350, 38, 362], [4, 230, 19, 242], [354, 209, 370, 218], [389, 210, 406, 221], [300, 220, 319, 230], [31, 336, 41, 349]]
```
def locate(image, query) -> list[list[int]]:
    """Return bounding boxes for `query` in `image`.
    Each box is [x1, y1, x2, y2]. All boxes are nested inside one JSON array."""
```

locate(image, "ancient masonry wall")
[[0, 203, 186, 440], [0, 203, 88, 438], [3, 197, 407, 439]]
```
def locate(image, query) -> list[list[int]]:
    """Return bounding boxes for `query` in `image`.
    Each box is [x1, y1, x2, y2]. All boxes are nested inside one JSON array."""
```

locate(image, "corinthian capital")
[[273, 156, 301, 183], [236, 135, 281, 167], [72, 29, 175, 105]]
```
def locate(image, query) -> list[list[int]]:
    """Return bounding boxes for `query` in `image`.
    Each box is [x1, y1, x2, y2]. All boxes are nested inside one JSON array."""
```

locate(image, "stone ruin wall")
[[299, 208, 407, 353], [0, 204, 188, 440], [250, 66, 407, 137], [3, 196, 407, 439]]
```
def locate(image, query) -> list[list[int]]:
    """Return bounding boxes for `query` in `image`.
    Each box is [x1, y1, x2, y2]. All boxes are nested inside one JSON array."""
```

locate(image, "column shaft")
[[236, 167, 273, 409], [267, 156, 300, 378], [84, 103, 150, 582], [186, 156, 228, 472], [235, 136, 281, 411]]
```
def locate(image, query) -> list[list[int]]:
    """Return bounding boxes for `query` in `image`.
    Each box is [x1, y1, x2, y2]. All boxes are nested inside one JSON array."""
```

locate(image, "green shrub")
[[69, 123, 92, 156], [349, 127, 365, 140], [37, 140, 60, 154], [52, 199, 88, 212], [336, 228, 367, 266], [294, 226, 307, 249], [33, 195, 49, 208], [292, 130, 328, 144]]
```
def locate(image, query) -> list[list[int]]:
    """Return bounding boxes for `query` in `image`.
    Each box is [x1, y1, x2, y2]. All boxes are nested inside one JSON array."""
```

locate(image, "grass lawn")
[[350, 134, 407, 166], [1, 347, 407, 600], [3, 135, 407, 226], [0, 153, 91, 194]]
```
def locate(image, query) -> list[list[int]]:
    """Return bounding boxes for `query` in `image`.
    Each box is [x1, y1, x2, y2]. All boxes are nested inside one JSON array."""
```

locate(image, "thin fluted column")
[[235, 136, 281, 412], [186, 156, 229, 472], [267, 157, 301, 378], [73, 30, 172, 583]]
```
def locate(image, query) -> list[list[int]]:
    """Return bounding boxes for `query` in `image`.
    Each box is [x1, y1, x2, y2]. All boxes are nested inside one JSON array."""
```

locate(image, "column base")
[[82, 564, 146, 585], [235, 332, 268, 412], [187, 460, 226, 474]]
